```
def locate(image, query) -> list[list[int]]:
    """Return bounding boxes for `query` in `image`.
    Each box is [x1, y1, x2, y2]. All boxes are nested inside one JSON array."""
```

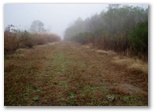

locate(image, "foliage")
[[71, 32, 92, 44], [64, 5, 148, 59], [129, 21, 148, 57], [33, 96, 39, 101]]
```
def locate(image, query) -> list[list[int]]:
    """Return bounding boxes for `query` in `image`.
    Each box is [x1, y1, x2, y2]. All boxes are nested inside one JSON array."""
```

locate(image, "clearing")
[[4, 41, 148, 106]]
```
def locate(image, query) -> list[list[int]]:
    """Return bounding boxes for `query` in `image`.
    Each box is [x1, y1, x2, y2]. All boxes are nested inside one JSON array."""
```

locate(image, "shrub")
[[4, 31, 61, 55], [71, 32, 92, 44], [129, 21, 148, 57], [4, 32, 19, 55], [19, 31, 35, 48]]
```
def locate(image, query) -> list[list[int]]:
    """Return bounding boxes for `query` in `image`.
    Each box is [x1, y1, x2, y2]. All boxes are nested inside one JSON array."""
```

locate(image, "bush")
[[71, 32, 92, 44], [4, 31, 61, 55], [129, 21, 148, 57], [4, 32, 19, 55], [18, 31, 35, 48]]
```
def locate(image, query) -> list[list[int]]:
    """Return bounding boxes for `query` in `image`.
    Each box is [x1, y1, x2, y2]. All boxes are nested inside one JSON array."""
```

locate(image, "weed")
[[36, 89, 41, 93], [23, 93, 29, 97], [84, 86, 90, 93], [130, 97, 142, 101], [122, 96, 130, 102], [64, 84, 69, 89], [87, 102, 96, 106], [80, 93, 85, 97], [69, 101, 76, 106], [102, 85, 108, 92], [68, 93, 75, 99], [33, 96, 39, 101]]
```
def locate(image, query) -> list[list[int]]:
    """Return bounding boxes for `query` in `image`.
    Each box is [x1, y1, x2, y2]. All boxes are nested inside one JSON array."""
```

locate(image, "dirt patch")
[[113, 84, 147, 96]]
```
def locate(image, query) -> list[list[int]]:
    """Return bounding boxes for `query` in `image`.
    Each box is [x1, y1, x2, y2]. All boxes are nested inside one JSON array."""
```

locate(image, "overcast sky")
[[4, 4, 148, 38]]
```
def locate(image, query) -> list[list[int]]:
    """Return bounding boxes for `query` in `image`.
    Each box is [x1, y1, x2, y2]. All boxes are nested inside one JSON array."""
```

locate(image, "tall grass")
[[4, 31, 61, 55]]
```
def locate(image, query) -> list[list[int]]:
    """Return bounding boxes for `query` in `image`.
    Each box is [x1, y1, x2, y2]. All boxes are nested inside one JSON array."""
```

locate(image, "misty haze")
[[4, 4, 148, 106]]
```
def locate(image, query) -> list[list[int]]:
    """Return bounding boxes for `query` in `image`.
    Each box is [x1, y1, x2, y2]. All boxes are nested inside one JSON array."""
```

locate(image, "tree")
[[5, 24, 15, 32], [129, 21, 148, 57], [30, 20, 46, 33], [64, 5, 148, 58]]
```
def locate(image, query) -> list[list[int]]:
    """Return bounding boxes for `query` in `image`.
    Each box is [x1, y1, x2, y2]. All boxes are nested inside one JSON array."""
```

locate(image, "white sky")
[[4, 4, 148, 38]]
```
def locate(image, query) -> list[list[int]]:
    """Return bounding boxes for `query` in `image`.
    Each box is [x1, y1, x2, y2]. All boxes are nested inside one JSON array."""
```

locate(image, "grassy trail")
[[4, 41, 148, 106]]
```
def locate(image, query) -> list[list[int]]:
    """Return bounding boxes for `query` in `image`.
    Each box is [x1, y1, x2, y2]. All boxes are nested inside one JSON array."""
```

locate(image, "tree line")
[[64, 5, 148, 59]]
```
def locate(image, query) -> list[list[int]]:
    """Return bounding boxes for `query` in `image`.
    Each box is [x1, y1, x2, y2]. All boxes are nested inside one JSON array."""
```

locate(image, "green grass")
[[68, 93, 75, 99], [33, 96, 39, 101]]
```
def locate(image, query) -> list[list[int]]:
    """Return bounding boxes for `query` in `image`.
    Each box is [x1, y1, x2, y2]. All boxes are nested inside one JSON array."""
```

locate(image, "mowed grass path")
[[4, 41, 148, 106]]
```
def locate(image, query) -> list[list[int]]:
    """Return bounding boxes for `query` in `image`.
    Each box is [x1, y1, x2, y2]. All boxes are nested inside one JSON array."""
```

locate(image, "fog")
[[4, 4, 148, 39]]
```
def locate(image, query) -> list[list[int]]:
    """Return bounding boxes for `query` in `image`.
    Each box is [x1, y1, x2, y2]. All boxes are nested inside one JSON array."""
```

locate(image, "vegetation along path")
[[4, 41, 148, 106]]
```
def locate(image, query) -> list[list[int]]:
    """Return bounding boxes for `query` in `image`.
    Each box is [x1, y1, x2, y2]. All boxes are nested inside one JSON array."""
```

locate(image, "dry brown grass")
[[4, 41, 148, 106], [4, 32, 19, 54], [96, 50, 116, 55], [83, 44, 148, 75], [82, 43, 148, 99], [4, 31, 61, 55], [83, 43, 93, 49], [112, 56, 148, 74]]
